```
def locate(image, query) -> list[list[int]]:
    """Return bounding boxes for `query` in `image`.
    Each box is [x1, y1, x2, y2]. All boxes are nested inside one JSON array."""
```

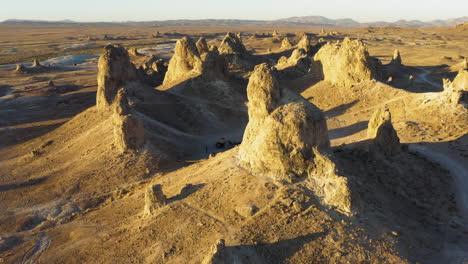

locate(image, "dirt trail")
[[21, 234, 50, 264], [408, 144, 468, 263]]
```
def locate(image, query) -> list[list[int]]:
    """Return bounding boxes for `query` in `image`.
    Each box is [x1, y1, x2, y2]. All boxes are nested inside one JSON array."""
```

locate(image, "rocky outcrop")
[[238, 63, 330, 182], [313, 38, 381, 86], [281, 37, 293, 49], [128, 48, 141, 56], [196, 37, 209, 55], [276, 48, 308, 69], [390, 49, 402, 65], [307, 148, 352, 214], [32, 58, 41, 68], [218, 32, 247, 55], [143, 184, 167, 216], [443, 69, 468, 106], [15, 64, 26, 73], [367, 108, 400, 156], [163, 37, 203, 85], [238, 63, 352, 213], [112, 89, 145, 153], [296, 35, 311, 53], [97, 45, 137, 110], [201, 239, 226, 264], [201, 47, 228, 80]]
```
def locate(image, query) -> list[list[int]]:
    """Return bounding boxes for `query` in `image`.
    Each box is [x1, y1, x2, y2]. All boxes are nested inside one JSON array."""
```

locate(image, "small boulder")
[[143, 184, 167, 216]]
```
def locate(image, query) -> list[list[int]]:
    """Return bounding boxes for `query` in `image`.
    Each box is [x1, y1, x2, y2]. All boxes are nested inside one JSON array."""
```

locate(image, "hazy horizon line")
[[2, 15, 468, 24]]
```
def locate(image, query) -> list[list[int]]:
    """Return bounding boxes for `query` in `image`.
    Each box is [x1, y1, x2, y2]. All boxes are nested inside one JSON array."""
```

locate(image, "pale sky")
[[1, 0, 467, 23]]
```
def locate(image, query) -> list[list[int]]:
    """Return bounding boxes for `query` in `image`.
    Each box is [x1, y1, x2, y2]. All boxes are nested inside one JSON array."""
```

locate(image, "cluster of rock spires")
[[138, 55, 168, 85], [218, 32, 247, 56], [237, 63, 352, 214], [163, 36, 227, 85], [15, 58, 50, 74], [313, 38, 381, 86]]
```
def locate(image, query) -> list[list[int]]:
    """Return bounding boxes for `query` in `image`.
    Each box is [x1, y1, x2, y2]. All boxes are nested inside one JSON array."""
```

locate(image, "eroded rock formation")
[[32, 58, 41, 68], [15, 64, 26, 73], [238, 63, 330, 182], [276, 48, 308, 69], [390, 49, 402, 65], [443, 69, 468, 106], [313, 38, 381, 86], [163, 37, 203, 85], [238, 63, 352, 213], [143, 184, 167, 216], [218, 32, 247, 55], [97, 45, 137, 110], [201, 47, 228, 80], [296, 35, 311, 53], [196, 37, 209, 55], [281, 37, 293, 49], [201, 239, 226, 264], [367, 108, 400, 156], [112, 89, 145, 153]]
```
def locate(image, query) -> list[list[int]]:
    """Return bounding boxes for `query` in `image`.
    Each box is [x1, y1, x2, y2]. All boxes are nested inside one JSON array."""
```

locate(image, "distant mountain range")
[[2, 16, 468, 28]]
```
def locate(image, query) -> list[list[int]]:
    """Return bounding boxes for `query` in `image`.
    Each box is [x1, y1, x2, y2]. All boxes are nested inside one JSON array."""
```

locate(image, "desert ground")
[[0, 24, 467, 263]]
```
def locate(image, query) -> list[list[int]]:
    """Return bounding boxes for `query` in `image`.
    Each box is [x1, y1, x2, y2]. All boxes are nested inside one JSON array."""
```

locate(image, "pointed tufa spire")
[[296, 34, 310, 52], [238, 63, 331, 182], [15, 63, 26, 73], [219, 32, 247, 55], [463, 57, 468, 70], [391, 49, 402, 65], [196, 37, 209, 55], [367, 108, 400, 156], [32, 58, 41, 68], [163, 36, 203, 85], [96, 45, 137, 110], [281, 37, 293, 49]]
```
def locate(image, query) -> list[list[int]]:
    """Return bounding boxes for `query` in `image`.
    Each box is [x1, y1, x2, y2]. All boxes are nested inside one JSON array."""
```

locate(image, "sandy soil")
[[0, 24, 467, 263]]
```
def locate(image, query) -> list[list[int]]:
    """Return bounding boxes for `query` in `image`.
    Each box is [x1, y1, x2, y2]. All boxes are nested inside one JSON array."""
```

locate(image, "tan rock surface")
[[163, 36, 203, 85], [313, 38, 380, 86], [97, 45, 137, 110], [367, 108, 400, 156]]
